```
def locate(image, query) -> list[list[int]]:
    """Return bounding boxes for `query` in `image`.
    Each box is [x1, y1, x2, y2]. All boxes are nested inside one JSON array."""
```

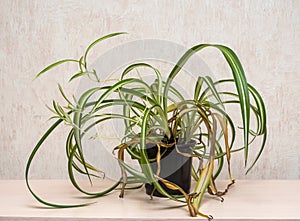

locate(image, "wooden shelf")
[[0, 179, 299, 220]]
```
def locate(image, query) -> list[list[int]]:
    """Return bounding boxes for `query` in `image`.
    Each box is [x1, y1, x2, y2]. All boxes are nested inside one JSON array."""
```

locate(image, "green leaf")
[[194, 77, 204, 101], [164, 44, 250, 166], [121, 62, 163, 106], [69, 71, 95, 82], [73, 87, 103, 184], [66, 130, 103, 177], [83, 32, 127, 68], [58, 84, 73, 107], [118, 160, 148, 182], [210, 78, 267, 171], [35, 59, 79, 79], [246, 129, 267, 174], [139, 106, 180, 201], [199, 76, 225, 109], [25, 117, 95, 208], [67, 130, 121, 196], [91, 78, 150, 113]]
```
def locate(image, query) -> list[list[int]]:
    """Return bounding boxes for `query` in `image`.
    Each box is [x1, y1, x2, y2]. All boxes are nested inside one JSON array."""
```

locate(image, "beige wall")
[[0, 0, 299, 179]]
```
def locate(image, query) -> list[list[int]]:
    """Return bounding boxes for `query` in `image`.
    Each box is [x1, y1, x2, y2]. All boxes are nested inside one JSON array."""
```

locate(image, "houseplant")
[[26, 32, 267, 219]]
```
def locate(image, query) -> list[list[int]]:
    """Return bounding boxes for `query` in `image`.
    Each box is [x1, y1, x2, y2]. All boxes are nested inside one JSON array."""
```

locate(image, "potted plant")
[[26, 32, 267, 219]]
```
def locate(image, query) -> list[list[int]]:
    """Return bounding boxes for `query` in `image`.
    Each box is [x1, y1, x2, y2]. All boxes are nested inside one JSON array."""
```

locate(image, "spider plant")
[[26, 32, 267, 219]]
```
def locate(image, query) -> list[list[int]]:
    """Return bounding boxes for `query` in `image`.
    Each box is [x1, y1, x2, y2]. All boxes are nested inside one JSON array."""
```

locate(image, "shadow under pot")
[[144, 140, 196, 197]]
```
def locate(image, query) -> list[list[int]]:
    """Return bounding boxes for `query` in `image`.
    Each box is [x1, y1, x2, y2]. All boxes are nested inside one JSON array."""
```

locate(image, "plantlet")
[[26, 32, 267, 219]]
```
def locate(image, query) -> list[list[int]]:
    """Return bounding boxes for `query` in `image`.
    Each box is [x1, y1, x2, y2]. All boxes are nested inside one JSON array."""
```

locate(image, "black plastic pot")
[[145, 140, 195, 197]]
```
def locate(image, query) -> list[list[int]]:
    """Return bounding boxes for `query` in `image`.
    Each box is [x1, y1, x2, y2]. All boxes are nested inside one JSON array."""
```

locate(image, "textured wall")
[[0, 0, 299, 179]]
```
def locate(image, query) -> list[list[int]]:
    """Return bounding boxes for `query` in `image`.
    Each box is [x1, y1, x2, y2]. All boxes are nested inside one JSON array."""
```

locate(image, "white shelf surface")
[[0, 179, 299, 220]]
